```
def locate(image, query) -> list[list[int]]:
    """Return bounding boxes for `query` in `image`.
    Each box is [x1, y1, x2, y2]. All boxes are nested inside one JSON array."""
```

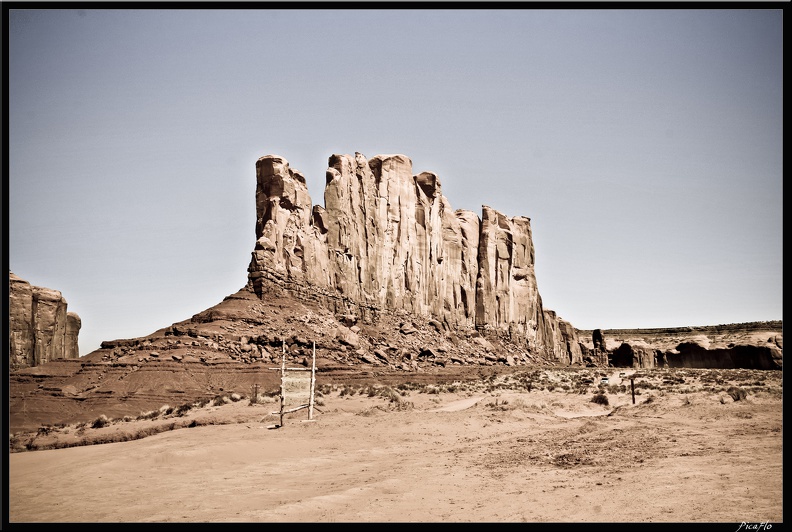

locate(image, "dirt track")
[[8, 383, 782, 523]]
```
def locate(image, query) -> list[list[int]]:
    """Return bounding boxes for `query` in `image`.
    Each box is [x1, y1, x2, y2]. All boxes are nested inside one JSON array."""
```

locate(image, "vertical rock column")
[[475, 206, 548, 350], [324, 153, 369, 302], [66, 312, 82, 359], [9, 273, 34, 368], [248, 155, 328, 295], [366, 154, 421, 313], [31, 287, 68, 366]]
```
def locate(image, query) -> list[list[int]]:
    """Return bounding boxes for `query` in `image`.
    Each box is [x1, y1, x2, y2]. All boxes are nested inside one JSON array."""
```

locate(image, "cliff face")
[[247, 153, 579, 363], [9, 272, 80, 369], [581, 323, 782, 370]]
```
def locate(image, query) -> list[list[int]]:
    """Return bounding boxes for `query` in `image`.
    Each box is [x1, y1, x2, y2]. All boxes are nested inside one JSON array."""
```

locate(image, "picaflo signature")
[[736, 523, 773, 531]]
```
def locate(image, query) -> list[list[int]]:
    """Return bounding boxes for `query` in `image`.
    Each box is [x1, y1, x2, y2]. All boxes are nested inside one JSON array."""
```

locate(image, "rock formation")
[[610, 341, 656, 369], [578, 322, 782, 370], [247, 153, 580, 363], [8, 272, 80, 369], [665, 341, 781, 370]]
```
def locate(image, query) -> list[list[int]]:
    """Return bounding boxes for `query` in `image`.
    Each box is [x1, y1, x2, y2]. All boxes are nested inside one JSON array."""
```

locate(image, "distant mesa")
[[8, 272, 80, 369]]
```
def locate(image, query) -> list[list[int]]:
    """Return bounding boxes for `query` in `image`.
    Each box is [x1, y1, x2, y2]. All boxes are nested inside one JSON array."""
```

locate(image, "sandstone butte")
[[8, 272, 81, 369], [246, 152, 583, 365], [7, 152, 781, 374]]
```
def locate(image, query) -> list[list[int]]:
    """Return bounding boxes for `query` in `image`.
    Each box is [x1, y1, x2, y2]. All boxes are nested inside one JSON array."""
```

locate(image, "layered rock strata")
[[9, 272, 80, 369], [247, 153, 580, 363]]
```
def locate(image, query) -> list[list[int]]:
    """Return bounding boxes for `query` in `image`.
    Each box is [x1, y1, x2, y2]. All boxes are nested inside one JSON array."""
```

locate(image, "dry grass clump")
[[486, 397, 522, 411], [727, 386, 748, 401]]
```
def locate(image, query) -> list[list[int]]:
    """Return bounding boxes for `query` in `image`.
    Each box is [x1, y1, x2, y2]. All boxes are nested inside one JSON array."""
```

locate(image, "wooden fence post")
[[308, 341, 317, 420], [279, 340, 286, 426], [631, 377, 636, 404]]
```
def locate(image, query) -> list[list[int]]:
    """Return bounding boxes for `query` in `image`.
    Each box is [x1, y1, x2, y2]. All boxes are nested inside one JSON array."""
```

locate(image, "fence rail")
[[268, 341, 317, 427]]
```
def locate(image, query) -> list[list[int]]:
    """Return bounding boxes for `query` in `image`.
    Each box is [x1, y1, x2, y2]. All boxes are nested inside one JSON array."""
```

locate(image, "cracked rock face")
[[247, 153, 580, 363], [9, 272, 81, 368]]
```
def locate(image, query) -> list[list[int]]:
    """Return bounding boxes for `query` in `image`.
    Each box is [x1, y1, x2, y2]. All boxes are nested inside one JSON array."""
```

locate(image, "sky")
[[6, 8, 783, 358]]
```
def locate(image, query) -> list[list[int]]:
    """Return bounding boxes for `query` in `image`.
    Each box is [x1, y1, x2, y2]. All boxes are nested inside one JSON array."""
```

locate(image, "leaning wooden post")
[[630, 377, 636, 404], [279, 340, 286, 427], [308, 341, 317, 420]]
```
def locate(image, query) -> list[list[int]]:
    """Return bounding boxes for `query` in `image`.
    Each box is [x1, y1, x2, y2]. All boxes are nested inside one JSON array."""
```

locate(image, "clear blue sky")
[[8, 8, 783, 357]]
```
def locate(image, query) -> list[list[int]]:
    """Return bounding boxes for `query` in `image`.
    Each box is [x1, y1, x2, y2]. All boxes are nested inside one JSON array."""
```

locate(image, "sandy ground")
[[8, 373, 783, 524]]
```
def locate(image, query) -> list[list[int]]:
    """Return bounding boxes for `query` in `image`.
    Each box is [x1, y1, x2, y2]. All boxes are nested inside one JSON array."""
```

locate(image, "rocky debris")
[[9, 272, 81, 369], [247, 153, 580, 364]]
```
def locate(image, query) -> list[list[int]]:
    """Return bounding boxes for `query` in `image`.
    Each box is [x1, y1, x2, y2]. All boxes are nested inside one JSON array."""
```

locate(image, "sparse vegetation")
[[591, 393, 609, 406], [9, 367, 783, 455]]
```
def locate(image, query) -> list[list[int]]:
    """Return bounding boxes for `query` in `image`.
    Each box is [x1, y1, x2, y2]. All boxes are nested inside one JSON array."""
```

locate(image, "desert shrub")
[[195, 396, 212, 408], [377, 386, 402, 403], [727, 386, 748, 401], [389, 400, 414, 411], [174, 403, 193, 417], [91, 415, 109, 429], [339, 385, 355, 397], [546, 384, 555, 392], [137, 410, 160, 421], [212, 395, 229, 406], [396, 382, 423, 392], [357, 406, 384, 417], [230, 393, 242, 402], [487, 397, 529, 411], [591, 393, 609, 406]]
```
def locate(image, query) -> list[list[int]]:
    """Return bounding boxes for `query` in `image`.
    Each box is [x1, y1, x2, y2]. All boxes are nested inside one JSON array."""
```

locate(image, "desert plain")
[[7, 366, 782, 524]]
